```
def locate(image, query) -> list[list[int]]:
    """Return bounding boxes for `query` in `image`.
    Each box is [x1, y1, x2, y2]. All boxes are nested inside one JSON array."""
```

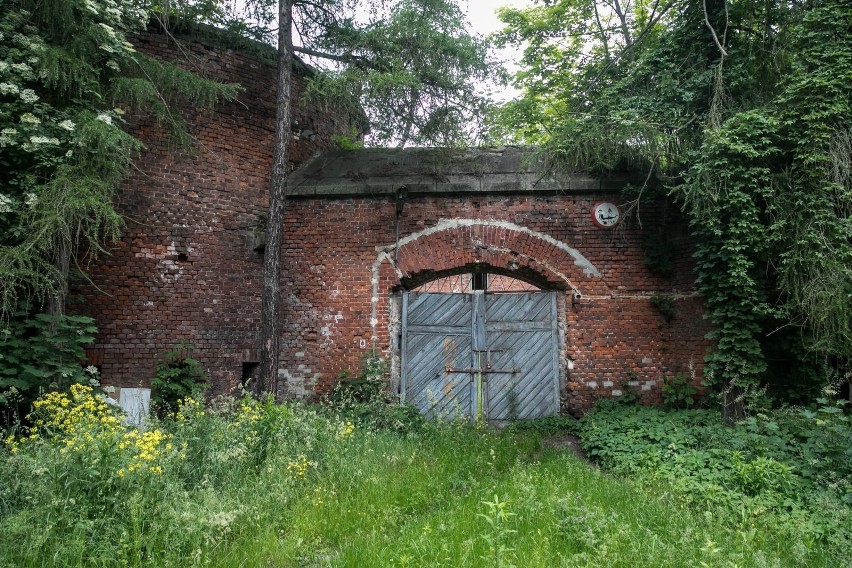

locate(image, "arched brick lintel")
[[369, 218, 611, 344], [389, 218, 606, 293]]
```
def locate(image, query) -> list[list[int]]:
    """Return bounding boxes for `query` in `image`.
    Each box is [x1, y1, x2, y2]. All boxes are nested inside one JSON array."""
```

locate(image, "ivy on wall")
[[494, 0, 852, 417]]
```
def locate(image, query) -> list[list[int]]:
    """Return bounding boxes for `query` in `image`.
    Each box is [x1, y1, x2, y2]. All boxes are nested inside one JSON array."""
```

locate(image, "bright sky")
[[462, 0, 533, 101], [463, 0, 532, 36]]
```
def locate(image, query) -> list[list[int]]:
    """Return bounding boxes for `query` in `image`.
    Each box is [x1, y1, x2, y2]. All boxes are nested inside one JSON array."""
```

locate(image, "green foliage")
[[235, 0, 499, 147], [330, 128, 364, 150], [150, 346, 206, 418], [661, 372, 697, 408], [0, 0, 240, 314], [580, 404, 852, 556], [494, 0, 852, 410], [1, 394, 843, 566], [476, 494, 517, 568], [326, 351, 423, 432], [507, 414, 581, 436], [0, 306, 97, 425]]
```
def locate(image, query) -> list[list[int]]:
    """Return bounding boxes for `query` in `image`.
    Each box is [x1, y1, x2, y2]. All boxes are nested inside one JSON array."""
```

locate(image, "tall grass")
[[0, 389, 843, 566]]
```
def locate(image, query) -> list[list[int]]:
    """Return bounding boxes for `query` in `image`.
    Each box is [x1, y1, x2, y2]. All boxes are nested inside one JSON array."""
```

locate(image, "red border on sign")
[[591, 201, 620, 229]]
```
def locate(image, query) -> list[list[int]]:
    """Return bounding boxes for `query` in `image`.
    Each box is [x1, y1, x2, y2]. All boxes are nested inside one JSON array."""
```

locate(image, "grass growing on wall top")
[[0, 390, 845, 567]]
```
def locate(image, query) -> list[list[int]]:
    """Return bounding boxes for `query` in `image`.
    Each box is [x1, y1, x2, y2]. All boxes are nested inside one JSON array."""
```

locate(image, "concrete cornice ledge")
[[287, 147, 643, 197]]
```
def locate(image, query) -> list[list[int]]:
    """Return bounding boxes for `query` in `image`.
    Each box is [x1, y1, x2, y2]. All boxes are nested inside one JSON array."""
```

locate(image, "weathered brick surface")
[[278, 196, 711, 414], [74, 32, 360, 394], [74, 33, 713, 415]]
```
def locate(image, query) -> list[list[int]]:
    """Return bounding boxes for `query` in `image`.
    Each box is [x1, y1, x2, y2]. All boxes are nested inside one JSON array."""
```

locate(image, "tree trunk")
[[46, 238, 70, 318], [257, 0, 294, 398]]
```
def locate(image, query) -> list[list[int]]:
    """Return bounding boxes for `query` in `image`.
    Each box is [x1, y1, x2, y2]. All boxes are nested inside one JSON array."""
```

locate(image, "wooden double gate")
[[401, 291, 559, 421]]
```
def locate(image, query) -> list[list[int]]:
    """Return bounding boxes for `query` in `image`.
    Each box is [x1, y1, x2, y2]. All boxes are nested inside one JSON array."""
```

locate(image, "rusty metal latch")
[[443, 366, 520, 375]]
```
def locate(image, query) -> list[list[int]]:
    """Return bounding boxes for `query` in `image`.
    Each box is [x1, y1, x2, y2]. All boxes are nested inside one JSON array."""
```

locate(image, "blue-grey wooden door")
[[401, 292, 475, 419], [482, 292, 559, 420], [401, 291, 559, 420]]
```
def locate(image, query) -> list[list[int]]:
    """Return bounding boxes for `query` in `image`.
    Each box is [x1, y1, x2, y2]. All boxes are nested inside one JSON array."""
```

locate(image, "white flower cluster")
[[19, 88, 38, 103], [82, 0, 144, 56], [0, 193, 13, 214], [29, 135, 60, 145], [12, 33, 32, 49], [0, 82, 20, 95], [0, 128, 17, 147]]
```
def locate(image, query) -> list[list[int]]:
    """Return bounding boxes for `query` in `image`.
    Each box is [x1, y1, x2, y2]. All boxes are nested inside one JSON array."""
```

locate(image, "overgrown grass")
[[580, 401, 852, 564], [0, 388, 846, 566]]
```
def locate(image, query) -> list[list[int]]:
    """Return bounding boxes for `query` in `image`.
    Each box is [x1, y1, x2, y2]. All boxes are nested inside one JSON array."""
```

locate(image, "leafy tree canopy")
[[178, 0, 500, 147], [494, 0, 852, 416]]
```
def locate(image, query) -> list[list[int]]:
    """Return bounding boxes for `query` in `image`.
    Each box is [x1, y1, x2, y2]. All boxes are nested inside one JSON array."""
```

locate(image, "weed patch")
[[0, 389, 846, 566], [580, 402, 852, 557]]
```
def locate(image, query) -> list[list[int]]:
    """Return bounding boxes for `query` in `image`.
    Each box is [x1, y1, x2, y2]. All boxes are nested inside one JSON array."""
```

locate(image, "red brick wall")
[[74, 32, 361, 394], [74, 33, 713, 415], [277, 195, 712, 413]]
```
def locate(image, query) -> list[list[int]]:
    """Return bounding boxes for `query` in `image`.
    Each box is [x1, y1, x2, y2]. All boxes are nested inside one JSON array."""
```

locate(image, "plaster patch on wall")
[[135, 243, 174, 260], [157, 258, 184, 285], [278, 368, 319, 399], [320, 311, 344, 346]]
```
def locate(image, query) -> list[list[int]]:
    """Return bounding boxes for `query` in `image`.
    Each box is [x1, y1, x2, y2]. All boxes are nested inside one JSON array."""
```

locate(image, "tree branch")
[[292, 45, 387, 72], [703, 0, 729, 57]]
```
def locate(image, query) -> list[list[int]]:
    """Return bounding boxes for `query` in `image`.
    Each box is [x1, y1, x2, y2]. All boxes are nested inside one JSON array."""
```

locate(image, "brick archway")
[[369, 218, 611, 346], [372, 219, 609, 402], [384, 218, 607, 293]]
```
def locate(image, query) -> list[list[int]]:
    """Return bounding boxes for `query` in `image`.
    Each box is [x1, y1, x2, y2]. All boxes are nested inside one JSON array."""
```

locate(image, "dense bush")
[[580, 403, 852, 554], [0, 308, 97, 426], [326, 352, 423, 432], [150, 346, 206, 418]]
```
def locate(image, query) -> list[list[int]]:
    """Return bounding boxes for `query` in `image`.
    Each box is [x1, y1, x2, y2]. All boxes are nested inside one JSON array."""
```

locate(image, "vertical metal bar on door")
[[400, 292, 409, 403]]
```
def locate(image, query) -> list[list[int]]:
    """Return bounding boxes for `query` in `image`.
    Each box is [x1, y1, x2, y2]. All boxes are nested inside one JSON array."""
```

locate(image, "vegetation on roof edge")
[[144, 16, 314, 75]]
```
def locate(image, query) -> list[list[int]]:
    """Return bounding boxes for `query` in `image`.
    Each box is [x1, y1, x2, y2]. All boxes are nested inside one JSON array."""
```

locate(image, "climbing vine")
[[495, 0, 852, 416]]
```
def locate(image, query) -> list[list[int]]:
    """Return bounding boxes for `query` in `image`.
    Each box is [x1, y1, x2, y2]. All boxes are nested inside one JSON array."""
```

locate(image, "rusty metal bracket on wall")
[[394, 185, 408, 263]]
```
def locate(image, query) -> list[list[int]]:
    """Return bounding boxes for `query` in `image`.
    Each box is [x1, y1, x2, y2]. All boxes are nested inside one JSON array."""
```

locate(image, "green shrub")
[[0, 307, 97, 426], [661, 372, 698, 408], [150, 346, 206, 418], [326, 351, 423, 432], [579, 403, 852, 556]]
